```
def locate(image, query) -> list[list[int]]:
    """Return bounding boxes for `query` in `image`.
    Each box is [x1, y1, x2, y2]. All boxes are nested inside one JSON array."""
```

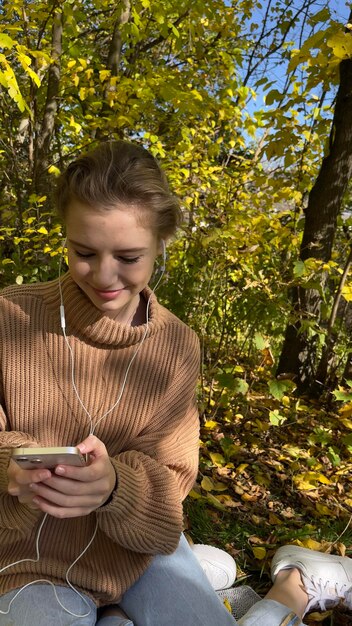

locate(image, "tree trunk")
[[33, 5, 62, 196], [277, 15, 352, 393], [95, 1, 131, 140]]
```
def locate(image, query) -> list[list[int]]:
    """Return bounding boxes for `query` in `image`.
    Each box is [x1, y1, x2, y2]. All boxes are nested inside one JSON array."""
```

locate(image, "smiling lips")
[[92, 288, 124, 301]]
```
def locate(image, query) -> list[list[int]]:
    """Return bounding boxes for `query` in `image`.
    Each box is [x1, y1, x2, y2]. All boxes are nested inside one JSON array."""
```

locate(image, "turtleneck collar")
[[41, 272, 168, 347]]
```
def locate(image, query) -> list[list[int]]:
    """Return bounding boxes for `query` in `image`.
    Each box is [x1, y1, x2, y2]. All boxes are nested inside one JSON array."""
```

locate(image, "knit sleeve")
[[96, 331, 200, 555], [0, 375, 42, 533]]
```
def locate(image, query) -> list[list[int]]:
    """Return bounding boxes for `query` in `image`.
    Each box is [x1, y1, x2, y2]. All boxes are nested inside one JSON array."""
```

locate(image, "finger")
[[76, 434, 108, 459], [30, 484, 96, 508], [36, 474, 104, 495], [32, 497, 92, 519], [53, 451, 110, 482], [8, 460, 52, 485], [52, 459, 103, 482], [30, 480, 107, 506], [14, 468, 52, 486]]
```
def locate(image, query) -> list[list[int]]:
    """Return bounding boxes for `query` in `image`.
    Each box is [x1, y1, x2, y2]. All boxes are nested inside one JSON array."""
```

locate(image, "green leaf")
[[233, 378, 249, 395], [254, 332, 267, 350], [327, 447, 340, 467], [342, 433, 352, 447], [268, 379, 287, 400], [332, 389, 352, 402], [293, 260, 305, 278], [269, 409, 286, 426]]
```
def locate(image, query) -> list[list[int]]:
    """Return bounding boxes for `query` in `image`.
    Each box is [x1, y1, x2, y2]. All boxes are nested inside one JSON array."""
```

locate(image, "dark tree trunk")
[[277, 15, 352, 394]]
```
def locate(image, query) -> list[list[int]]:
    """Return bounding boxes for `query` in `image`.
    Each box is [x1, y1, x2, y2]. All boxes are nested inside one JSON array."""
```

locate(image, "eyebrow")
[[67, 239, 149, 253]]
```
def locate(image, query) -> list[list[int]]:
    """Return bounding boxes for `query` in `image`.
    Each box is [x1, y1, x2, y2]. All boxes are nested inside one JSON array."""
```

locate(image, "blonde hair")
[[56, 141, 182, 239]]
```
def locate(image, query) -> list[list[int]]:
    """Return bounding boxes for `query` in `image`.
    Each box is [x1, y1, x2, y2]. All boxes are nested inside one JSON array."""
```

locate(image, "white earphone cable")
[[0, 512, 97, 617]]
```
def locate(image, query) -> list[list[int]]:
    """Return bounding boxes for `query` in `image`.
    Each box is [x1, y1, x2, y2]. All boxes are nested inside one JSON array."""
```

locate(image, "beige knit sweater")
[[0, 273, 200, 606]]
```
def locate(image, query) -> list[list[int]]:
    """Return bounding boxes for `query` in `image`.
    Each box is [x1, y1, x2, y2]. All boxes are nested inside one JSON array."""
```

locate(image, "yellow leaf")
[[204, 420, 219, 429], [327, 32, 352, 60], [305, 472, 331, 485], [188, 489, 202, 500], [294, 471, 331, 491], [209, 452, 225, 466], [211, 480, 228, 492], [341, 418, 352, 429], [294, 479, 317, 491], [341, 285, 352, 301], [252, 546, 266, 560], [315, 503, 335, 516], [307, 611, 333, 622], [0, 34, 14, 49], [223, 597, 232, 613], [236, 463, 248, 474], [48, 165, 61, 176], [201, 476, 214, 491], [37, 226, 48, 235], [99, 69, 111, 82], [300, 538, 323, 551], [206, 493, 227, 511], [242, 492, 258, 502], [339, 403, 352, 418], [268, 513, 283, 525]]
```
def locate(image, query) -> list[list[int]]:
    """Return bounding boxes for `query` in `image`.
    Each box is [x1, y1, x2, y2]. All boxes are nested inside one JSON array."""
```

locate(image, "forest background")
[[1, 1, 352, 622]]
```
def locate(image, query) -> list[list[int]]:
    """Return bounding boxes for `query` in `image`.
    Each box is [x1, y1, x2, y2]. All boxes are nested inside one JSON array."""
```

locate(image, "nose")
[[92, 256, 118, 287]]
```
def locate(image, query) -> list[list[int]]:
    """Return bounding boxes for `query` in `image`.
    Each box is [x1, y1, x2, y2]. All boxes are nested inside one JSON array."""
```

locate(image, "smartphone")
[[11, 446, 87, 469]]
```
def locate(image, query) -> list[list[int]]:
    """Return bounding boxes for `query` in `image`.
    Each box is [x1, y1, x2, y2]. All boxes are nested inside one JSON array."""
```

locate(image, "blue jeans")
[[0, 535, 304, 626]]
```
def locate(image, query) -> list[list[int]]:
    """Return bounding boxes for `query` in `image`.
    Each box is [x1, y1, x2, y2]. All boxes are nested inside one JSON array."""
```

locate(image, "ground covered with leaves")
[[185, 370, 352, 625]]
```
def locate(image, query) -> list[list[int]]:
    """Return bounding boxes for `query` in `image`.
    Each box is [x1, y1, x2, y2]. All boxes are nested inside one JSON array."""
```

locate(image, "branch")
[[106, 0, 131, 74], [327, 246, 352, 335]]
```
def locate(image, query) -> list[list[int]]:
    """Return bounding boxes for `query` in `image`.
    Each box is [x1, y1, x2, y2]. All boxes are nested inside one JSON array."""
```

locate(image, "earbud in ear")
[[161, 239, 166, 272]]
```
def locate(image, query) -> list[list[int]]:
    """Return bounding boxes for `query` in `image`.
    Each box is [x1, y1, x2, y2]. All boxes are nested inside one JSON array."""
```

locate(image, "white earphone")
[[161, 238, 166, 272]]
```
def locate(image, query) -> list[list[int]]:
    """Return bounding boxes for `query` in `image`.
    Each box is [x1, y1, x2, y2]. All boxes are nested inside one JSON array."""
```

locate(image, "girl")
[[0, 141, 351, 625]]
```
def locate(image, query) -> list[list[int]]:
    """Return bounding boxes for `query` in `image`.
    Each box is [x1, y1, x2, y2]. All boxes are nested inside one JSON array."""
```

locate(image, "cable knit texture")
[[0, 273, 200, 606]]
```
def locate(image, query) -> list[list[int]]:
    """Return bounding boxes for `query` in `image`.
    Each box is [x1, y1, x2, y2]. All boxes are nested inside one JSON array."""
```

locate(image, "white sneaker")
[[271, 545, 352, 615], [192, 544, 237, 591]]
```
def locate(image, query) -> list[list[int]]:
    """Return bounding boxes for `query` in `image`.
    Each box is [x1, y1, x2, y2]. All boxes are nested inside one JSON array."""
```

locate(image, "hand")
[[27, 435, 116, 519], [7, 459, 51, 510]]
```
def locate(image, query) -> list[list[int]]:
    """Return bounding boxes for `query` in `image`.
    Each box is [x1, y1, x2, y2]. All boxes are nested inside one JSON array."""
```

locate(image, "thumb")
[[77, 434, 107, 459]]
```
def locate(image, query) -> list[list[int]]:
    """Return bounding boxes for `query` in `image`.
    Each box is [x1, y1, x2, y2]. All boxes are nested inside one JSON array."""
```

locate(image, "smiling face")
[[65, 200, 159, 320]]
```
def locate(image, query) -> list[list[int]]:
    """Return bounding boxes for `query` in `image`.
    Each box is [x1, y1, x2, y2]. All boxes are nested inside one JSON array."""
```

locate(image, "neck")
[[107, 294, 141, 325]]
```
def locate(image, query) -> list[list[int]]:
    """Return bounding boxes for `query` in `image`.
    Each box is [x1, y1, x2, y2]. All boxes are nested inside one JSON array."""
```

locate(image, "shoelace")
[[304, 575, 352, 614]]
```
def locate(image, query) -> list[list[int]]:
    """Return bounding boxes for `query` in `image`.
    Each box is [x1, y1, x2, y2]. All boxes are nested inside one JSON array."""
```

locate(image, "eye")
[[75, 250, 94, 258], [119, 256, 141, 264]]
